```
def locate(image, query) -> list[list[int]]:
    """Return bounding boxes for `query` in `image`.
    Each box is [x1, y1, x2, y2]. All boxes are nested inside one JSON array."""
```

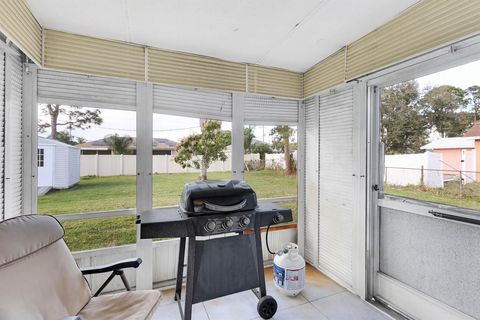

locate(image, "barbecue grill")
[[138, 180, 293, 320]]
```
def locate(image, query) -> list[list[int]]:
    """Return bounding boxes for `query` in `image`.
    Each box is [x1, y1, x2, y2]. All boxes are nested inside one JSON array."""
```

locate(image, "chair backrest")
[[0, 215, 91, 320]]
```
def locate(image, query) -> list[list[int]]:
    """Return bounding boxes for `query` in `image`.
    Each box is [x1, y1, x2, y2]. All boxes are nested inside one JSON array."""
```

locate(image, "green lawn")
[[63, 216, 137, 252], [385, 181, 480, 211], [39, 170, 297, 215], [43, 170, 297, 251]]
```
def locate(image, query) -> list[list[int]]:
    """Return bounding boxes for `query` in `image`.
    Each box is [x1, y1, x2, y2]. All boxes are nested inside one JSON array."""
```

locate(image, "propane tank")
[[273, 243, 305, 296]]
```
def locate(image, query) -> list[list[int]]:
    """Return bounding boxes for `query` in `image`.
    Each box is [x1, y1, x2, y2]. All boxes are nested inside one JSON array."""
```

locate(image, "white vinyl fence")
[[81, 153, 260, 176], [265, 151, 297, 170], [384, 151, 443, 187]]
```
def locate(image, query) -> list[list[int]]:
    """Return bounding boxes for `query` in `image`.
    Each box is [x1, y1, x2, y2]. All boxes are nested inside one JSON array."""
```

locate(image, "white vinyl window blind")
[[0, 49, 5, 220], [318, 86, 355, 288], [153, 84, 232, 121], [304, 96, 319, 265], [244, 94, 298, 125], [4, 51, 23, 219], [37, 69, 137, 111]]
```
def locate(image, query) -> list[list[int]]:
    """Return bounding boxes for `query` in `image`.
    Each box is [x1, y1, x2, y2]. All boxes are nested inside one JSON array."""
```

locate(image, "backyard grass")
[[385, 181, 480, 211], [62, 216, 136, 252], [39, 170, 297, 215], [62, 200, 298, 252], [42, 170, 297, 251]]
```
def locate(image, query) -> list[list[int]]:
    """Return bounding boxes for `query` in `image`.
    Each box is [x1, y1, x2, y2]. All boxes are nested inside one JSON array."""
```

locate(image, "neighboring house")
[[421, 135, 480, 182], [38, 137, 80, 190], [76, 137, 178, 155]]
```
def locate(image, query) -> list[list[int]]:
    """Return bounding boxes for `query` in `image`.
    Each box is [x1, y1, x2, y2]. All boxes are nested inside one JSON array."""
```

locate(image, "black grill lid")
[[180, 180, 257, 215]]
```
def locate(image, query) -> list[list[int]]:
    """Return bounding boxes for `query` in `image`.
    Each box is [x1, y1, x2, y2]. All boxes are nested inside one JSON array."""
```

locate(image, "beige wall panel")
[[44, 30, 145, 81], [148, 48, 246, 92], [0, 0, 42, 64], [247, 65, 303, 99], [303, 48, 345, 97], [346, 0, 480, 80]]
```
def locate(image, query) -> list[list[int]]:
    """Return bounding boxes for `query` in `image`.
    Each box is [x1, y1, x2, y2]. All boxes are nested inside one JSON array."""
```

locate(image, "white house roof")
[[26, 0, 418, 72], [421, 137, 480, 150], [38, 137, 78, 149]]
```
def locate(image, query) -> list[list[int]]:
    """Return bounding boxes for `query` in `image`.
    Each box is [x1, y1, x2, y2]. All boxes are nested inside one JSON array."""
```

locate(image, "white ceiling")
[[27, 0, 418, 72]]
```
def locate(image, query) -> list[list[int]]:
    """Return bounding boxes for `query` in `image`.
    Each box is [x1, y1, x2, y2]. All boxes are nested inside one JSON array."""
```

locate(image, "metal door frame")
[[364, 34, 480, 319]]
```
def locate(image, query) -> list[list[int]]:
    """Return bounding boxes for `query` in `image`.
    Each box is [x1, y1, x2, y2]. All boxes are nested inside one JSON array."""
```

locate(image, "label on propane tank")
[[274, 264, 305, 291]]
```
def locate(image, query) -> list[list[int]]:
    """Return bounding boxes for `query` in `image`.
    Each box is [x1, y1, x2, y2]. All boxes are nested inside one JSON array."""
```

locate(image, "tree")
[[103, 134, 133, 155], [244, 126, 255, 153], [381, 81, 429, 154], [466, 85, 480, 121], [55, 131, 86, 145], [270, 126, 295, 174], [252, 142, 273, 161], [39, 104, 103, 140], [174, 120, 231, 180], [420, 85, 471, 137]]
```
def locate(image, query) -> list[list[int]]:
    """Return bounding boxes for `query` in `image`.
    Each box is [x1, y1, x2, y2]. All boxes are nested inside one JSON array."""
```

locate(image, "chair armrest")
[[81, 258, 142, 275]]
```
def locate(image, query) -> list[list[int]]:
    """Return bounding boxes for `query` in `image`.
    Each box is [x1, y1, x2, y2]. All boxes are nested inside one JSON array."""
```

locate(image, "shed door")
[[318, 86, 355, 289], [304, 96, 319, 265], [0, 49, 5, 220], [4, 52, 23, 218]]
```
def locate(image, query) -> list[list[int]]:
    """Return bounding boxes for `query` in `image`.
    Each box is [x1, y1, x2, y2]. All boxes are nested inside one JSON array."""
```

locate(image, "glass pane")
[[381, 59, 480, 212], [243, 124, 298, 222], [37, 104, 137, 250], [152, 113, 232, 207]]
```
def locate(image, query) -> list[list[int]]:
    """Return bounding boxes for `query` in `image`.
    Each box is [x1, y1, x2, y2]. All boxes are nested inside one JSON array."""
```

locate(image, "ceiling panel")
[[26, 0, 418, 72]]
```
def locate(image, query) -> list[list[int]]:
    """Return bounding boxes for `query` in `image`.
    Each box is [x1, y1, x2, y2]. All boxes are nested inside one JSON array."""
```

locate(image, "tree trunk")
[[47, 104, 59, 140], [284, 137, 292, 175], [50, 112, 58, 139], [199, 159, 208, 180]]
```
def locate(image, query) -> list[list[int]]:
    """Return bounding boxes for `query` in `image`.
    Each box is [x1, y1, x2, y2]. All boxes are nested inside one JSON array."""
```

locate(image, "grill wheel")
[[257, 295, 277, 319]]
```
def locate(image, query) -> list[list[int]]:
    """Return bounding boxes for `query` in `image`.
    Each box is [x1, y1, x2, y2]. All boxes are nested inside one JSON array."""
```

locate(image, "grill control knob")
[[273, 214, 284, 224], [204, 220, 216, 233], [223, 218, 234, 229], [239, 216, 251, 227]]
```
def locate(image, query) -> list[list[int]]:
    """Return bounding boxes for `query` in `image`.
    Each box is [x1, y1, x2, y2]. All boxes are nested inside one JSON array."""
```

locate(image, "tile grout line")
[[201, 302, 212, 320], [303, 289, 347, 304], [308, 300, 333, 320]]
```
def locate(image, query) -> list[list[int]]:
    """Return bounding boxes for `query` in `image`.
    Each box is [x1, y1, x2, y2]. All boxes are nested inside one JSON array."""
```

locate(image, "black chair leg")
[[119, 270, 131, 291], [93, 270, 131, 297]]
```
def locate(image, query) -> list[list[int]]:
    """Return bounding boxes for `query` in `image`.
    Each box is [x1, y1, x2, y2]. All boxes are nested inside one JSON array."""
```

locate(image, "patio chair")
[[0, 215, 161, 320]]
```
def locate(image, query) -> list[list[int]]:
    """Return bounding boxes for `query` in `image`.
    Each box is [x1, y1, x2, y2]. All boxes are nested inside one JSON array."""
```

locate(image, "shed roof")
[[421, 137, 480, 150], [38, 136, 78, 149]]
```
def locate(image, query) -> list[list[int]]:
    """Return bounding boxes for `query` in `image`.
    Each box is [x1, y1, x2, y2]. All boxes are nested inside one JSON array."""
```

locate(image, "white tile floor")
[[151, 264, 393, 320]]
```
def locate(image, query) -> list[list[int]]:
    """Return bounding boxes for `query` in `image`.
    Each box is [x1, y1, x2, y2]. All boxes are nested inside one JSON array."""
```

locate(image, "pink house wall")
[[432, 148, 472, 174], [476, 140, 480, 181]]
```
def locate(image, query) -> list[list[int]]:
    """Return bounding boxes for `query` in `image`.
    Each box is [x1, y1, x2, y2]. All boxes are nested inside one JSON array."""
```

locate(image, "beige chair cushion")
[[0, 215, 91, 320], [77, 290, 161, 320]]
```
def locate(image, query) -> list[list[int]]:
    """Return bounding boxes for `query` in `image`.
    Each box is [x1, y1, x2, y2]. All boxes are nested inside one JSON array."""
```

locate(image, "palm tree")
[[103, 134, 133, 155]]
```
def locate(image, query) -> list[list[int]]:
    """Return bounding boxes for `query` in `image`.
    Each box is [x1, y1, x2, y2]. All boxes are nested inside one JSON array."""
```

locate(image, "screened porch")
[[1, 1, 480, 320]]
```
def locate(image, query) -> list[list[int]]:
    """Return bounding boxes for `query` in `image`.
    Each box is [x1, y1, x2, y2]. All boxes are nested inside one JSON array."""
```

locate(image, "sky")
[[416, 59, 480, 90], [39, 59, 480, 144], [38, 106, 289, 144]]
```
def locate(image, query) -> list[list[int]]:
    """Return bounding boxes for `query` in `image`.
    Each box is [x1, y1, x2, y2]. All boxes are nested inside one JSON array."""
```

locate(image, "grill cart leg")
[[252, 216, 277, 319], [254, 226, 267, 297], [181, 237, 196, 320], [175, 237, 186, 301]]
